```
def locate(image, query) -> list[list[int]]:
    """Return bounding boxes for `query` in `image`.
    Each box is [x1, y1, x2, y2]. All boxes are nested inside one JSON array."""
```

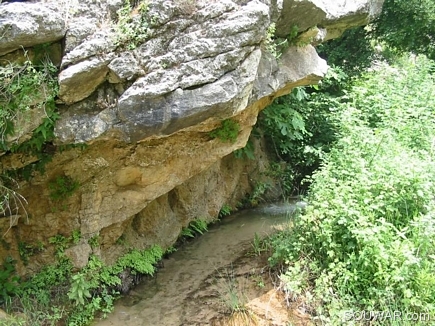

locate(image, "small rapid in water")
[[93, 201, 304, 326]]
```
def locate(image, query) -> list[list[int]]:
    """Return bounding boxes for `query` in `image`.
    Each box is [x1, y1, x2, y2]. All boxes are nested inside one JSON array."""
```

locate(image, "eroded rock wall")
[[0, 0, 383, 274]]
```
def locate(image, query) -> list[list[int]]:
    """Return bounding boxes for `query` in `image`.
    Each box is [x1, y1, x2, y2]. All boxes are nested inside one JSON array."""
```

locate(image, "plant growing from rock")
[[49, 234, 70, 257], [48, 175, 80, 202], [209, 119, 240, 143], [18, 241, 43, 265], [234, 138, 255, 160], [0, 57, 58, 150], [48, 231, 82, 258], [218, 204, 232, 218], [181, 218, 208, 238], [190, 219, 208, 234], [0, 57, 58, 223], [115, 0, 150, 50], [264, 23, 300, 58], [88, 234, 100, 249], [71, 229, 81, 245]]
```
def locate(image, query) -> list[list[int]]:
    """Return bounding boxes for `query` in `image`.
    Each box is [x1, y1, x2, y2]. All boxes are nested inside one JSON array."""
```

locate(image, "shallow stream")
[[93, 202, 305, 326]]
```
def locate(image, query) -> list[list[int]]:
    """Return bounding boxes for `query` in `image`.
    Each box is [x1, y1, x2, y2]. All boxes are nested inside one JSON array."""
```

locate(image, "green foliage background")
[[372, 0, 435, 60], [269, 55, 435, 324], [256, 67, 348, 194]]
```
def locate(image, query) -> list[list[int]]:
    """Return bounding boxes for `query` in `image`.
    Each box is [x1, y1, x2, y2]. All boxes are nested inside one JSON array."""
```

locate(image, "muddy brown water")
[[93, 202, 305, 326]]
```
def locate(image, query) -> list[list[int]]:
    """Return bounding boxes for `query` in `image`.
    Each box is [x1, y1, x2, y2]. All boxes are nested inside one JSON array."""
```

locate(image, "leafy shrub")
[[49, 234, 70, 257], [0, 257, 20, 306], [18, 241, 43, 265], [16, 257, 73, 311], [48, 231, 82, 257], [209, 119, 240, 143], [66, 246, 163, 324], [71, 229, 81, 244], [263, 162, 295, 198], [68, 273, 91, 305], [257, 72, 345, 192], [0, 58, 58, 219], [270, 55, 435, 323]]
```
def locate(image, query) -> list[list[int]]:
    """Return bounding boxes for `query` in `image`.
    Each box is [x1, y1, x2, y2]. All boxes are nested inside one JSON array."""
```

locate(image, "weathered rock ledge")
[[0, 0, 383, 273]]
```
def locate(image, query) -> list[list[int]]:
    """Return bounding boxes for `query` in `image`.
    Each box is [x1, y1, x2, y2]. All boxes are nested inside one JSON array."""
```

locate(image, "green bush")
[[270, 55, 435, 323]]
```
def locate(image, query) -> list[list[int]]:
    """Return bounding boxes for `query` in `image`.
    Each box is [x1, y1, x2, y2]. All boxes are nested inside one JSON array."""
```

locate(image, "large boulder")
[[0, 2, 66, 56], [275, 0, 384, 40]]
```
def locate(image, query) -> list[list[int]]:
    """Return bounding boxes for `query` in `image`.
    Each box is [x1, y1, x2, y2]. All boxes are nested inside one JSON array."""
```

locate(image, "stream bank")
[[93, 202, 308, 326]]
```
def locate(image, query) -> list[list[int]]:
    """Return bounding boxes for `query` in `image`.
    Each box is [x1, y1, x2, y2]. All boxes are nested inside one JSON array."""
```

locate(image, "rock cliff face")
[[0, 0, 383, 273]]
